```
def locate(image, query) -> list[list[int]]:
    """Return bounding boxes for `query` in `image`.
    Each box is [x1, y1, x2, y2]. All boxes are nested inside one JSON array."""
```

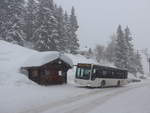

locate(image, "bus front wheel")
[[100, 80, 105, 88]]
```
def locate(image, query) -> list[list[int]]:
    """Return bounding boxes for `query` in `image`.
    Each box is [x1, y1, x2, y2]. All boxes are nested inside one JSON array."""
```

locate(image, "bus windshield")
[[76, 67, 91, 80]]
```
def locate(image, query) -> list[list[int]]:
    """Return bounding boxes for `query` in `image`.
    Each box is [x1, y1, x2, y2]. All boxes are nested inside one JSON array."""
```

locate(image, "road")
[[21, 81, 150, 113]]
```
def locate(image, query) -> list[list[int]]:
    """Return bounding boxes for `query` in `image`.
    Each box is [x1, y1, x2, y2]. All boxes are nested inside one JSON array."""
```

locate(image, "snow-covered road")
[[20, 81, 150, 113]]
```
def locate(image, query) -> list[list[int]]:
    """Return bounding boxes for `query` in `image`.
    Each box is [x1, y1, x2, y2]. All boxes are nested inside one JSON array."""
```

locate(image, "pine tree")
[[64, 11, 72, 52], [124, 26, 137, 74], [94, 45, 105, 63], [0, 1, 7, 39], [24, 0, 38, 47], [85, 48, 93, 59], [68, 7, 79, 53], [0, 0, 80, 52], [114, 25, 128, 69], [105, 34, 116, 62], [88, 48, 93, 56], [135, 51, 144, 74], [0, 0, 25, 46], [54, 6, 68, 52], [34, 0, 59, 51]]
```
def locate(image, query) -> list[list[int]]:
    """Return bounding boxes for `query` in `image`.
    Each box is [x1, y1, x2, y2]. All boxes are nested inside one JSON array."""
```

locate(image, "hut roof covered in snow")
[[22, 51, 73, 68]]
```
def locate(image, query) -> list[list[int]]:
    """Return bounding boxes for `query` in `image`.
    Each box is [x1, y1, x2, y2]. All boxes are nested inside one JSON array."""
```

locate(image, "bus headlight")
[[87, 83, 91, 86]]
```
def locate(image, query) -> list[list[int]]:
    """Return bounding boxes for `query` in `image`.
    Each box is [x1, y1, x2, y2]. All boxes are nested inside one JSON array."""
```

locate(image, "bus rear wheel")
[[117, 81, 120, 87], [100, 80, 105, 88]]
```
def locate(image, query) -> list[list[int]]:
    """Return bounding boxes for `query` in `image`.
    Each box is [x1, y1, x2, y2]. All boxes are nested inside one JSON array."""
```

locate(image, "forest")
[[0, 0, 144, 76], [0, 0, 79, 53]]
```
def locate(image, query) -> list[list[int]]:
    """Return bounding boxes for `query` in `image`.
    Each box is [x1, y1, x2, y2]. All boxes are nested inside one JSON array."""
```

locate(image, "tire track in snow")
[[21, 87, 111, 113], [59, 82, 150, 113], [21, 82, 150, 113]]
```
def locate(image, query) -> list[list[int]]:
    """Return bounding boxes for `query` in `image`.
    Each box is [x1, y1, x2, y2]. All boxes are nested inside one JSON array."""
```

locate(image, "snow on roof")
[[22, 51, 73, 68]]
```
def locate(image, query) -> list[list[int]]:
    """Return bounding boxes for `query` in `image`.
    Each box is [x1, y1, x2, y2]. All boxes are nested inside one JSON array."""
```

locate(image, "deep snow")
[[0, 40, 99, 113], [0, 40, 150, 113]]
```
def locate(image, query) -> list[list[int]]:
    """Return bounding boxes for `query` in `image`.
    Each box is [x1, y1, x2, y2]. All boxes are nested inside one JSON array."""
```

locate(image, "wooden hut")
[[21, 52, 73, 85]]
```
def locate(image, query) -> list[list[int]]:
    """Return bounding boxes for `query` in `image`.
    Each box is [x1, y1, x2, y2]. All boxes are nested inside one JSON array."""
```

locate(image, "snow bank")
[[0, 40, 37, 86]]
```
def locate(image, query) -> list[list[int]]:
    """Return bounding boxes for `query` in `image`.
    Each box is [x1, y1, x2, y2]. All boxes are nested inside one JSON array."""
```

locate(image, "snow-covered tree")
[[88, 48, 94, 58], [0, 0, 25, 46], [68, 7, 79, 53], [135, 51, 144, 74], [124, 26, 137, 74], [105, 34, 116, 62], [54, 6, 68, 52], [114, 25, 128, 69], [63, 11, 72, 52], [111, 25, 144, 75], [94, 45, 105, 63], [34, 0, 59, 51], [24, 0, 38, 46], [0, 0, 80, 52]]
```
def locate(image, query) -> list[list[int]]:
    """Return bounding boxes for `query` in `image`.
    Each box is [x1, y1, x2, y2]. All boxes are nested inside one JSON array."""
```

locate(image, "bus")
[[75, 63, 128, 87]]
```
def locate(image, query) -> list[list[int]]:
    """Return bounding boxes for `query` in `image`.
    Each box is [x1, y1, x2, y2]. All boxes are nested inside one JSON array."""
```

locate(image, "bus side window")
[[108, 70, 112, 78], [97, 69, 103, 78], [125, 71, 127, 79], [116, 71, 119, 78], [102, 70, 107, 77], [112, 71, 114, 78]]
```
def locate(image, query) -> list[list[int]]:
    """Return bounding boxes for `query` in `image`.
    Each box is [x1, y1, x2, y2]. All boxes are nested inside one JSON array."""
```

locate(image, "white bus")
[[75, 63, 128, 87]]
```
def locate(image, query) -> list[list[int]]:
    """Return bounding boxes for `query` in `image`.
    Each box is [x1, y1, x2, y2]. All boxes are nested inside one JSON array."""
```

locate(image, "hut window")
[[32, 70, 38, 77], [44, 69, 50, 76], [59, 71, 62, 76]]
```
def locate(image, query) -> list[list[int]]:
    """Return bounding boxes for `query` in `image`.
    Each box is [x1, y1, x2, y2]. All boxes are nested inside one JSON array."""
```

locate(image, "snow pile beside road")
[[0, 40, 37, 86]]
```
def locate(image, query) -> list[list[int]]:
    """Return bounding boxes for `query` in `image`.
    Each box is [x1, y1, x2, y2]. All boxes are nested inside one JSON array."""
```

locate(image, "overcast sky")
[[55, 0, 150, 50]]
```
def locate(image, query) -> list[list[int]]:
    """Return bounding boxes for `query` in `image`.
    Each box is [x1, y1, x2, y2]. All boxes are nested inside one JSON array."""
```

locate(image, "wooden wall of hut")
[[26, 59, 70, 85]]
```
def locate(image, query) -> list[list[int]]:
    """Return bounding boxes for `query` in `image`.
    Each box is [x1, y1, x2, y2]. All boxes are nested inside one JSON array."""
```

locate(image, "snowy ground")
[[91, 81, 150, 113], [0, 40, 150, 113], [42, 81, 150, 113], [1, 80, 150, 113]]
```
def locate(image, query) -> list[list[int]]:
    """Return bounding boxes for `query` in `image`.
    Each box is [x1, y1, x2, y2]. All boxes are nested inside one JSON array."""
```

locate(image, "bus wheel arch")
[[117, 80, 120, 87], [100, 80, 105, 88]]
